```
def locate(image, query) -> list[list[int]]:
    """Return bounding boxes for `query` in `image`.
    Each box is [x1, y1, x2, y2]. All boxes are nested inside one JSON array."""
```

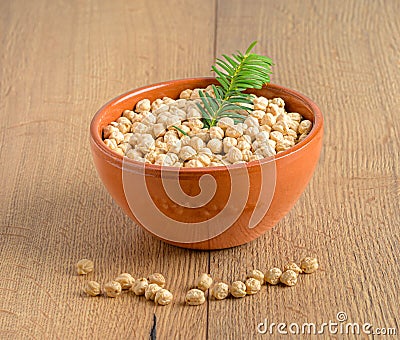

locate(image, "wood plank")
[[1, 0, 400, 338], [210, 0, 400, 338], [0, 0, 215, 338]]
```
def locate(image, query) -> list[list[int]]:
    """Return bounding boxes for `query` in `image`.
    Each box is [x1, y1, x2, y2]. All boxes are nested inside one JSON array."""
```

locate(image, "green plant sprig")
[[172, 125, 188, 136], [197, 41, 273, 128]]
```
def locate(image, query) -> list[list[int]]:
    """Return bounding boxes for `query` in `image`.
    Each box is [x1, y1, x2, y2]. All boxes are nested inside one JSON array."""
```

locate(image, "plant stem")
[[222, 53, 251, 101]]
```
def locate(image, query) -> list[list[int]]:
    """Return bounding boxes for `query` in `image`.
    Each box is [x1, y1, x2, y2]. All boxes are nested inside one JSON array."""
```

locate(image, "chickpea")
[[185, 289, 206, 305], [230, 281, 246, 298], [76, 259, 94, 275], [104, 281, 122, 298]]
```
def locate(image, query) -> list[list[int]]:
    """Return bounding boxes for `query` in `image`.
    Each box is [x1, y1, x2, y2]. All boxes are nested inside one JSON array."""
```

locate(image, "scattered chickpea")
[[283, 262, 303, 275], [83, 281, 101, 297], [131, 278, 149, 296], [185, 289, 206, 305], [245, 278, 261, 295], [76, 259, 94, 275], [197, 273, 213, 291], [247, 269, 265, 285], [104, 281, 122, 298], [212, 282, 229, 300], [115, 273, 135, 290], [230, 281, 247, 298], [280, 270, 298, 287], [265, 268, 282, 285], [300, 257, 319, 274], [145, 283, 162, 301], [154, 289, 173, 306], [148, 273, 166, 288]]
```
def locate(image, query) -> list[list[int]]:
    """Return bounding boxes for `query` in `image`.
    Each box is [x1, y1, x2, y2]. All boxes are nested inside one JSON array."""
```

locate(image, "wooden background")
[[1, 0, 399, 338]]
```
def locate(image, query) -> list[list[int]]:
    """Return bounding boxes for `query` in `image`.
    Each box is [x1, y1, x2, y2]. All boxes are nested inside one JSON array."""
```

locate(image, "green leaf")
[[219, 112, 247, 120], [245, 40, 258, 55], [213, 67, 230, 90], [199, 41, 273, 128], [196, 101, 212, 120], [205, 92, 219, 112], [227, 96, 250, 103], [222, 54, 238, 68], [172, 125, 188, 136], [212, 85, 223, 100], [216, 60, 233, 74], [199, 91, 216, 116]]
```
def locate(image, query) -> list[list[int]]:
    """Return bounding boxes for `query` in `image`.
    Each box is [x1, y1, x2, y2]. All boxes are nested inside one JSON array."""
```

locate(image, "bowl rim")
[[90, 77, 323, 173]]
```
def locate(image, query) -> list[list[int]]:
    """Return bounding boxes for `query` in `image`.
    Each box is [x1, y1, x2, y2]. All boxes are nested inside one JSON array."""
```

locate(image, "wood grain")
[[210, 0, 400, 338], [1, 0, 399, 339], [0, 0, 215, 339]]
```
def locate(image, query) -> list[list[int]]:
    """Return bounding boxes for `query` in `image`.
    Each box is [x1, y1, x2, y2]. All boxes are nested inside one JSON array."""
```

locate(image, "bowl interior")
[[90, 77, 322, 171]]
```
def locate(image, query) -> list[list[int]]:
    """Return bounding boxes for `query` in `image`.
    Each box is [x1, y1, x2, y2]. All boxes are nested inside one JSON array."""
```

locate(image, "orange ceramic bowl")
[[90, 78, 323, 250]]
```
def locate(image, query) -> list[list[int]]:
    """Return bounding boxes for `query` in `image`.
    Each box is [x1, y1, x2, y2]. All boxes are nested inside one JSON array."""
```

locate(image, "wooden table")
[[1, 0, 399, 338]]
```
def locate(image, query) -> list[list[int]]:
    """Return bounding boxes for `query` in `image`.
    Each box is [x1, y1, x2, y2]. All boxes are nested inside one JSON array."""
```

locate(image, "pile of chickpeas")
[[102, 86, 313, 167]]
